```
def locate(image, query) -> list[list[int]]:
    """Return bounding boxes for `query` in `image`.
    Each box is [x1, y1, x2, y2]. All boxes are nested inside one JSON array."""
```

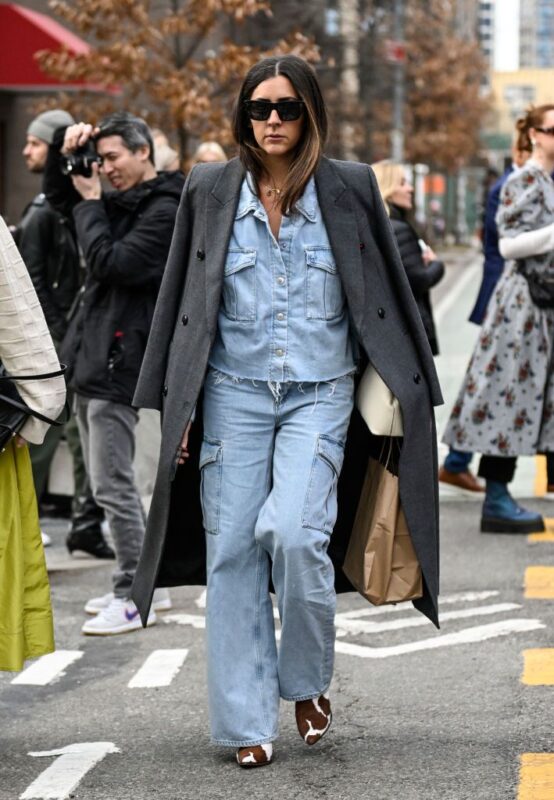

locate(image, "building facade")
[[520, 0, 554, 68]]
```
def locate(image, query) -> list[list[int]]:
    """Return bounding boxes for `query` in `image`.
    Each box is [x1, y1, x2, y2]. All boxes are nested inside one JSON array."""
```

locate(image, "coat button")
[[196, 249, 205, 260], [181, 314, 188, 326], [377, 307, 385, 319], [359, 242, 365, 251], [413, 372, 421, 384], [162, 385, 168, 396]]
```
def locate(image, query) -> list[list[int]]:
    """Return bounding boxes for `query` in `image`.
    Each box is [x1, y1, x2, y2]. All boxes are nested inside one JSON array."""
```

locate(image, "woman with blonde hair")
[[191, 140, 227, 164], [372, 160, 444, 355], [0, 216, 66, 671]]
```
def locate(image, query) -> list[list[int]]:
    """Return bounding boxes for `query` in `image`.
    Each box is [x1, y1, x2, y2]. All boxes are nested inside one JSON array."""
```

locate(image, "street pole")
[[339, 0, 361, 161], [391, 0, 405, 162]]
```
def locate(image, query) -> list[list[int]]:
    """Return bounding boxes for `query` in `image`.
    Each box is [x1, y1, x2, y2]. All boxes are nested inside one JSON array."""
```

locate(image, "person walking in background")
[[443, 104, 554, 533], [17, 110, 112, 559], [191, 141, 227, 164], [130, 55, 442, 767], [45, 112, 184, 635], [371, 160, 445, 356], [151, 129, 180, 172], [440, 134, 533, 493], [0, 215, 66, 671]]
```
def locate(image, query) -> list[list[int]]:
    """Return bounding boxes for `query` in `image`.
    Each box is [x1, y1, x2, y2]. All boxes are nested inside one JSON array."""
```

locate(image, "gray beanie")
[[27, 109, 75, 145]]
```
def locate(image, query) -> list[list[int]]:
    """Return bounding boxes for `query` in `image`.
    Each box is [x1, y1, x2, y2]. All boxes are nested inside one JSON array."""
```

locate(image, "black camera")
[[60, 140, 102, 178]]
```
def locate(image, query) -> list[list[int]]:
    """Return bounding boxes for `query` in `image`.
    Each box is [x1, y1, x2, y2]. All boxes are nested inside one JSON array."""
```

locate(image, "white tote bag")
[[356, 363, 404, 437]]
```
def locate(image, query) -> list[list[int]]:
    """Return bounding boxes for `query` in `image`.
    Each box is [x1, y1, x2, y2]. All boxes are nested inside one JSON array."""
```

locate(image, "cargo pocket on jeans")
[[302, 434, 345, 535], [199, 437, 223, 534]]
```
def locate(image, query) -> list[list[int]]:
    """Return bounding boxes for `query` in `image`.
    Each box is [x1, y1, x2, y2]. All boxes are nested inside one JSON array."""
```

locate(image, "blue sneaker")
[[481, 481, 545, 534]]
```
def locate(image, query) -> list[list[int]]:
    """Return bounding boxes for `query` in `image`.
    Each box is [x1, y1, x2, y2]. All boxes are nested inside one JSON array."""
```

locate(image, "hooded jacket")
[[16, 193, 81, 342]]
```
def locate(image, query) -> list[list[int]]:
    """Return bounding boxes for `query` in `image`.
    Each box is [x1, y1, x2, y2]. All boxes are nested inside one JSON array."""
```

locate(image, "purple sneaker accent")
[[125, 607, 140, 622]]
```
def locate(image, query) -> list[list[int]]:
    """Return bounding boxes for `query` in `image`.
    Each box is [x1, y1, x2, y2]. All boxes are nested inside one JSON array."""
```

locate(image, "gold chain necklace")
[[263, 182, 283, 198]]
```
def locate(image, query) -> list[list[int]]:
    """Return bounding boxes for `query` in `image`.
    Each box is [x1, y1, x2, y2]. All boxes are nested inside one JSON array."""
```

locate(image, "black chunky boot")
[[66, 528, 115, 559]]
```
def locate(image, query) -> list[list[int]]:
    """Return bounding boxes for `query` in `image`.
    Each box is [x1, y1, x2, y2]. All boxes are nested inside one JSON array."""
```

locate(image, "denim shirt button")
[[277, 276, 285, 285], [276, 312, 285, 321], [276, 348, 284, 357]]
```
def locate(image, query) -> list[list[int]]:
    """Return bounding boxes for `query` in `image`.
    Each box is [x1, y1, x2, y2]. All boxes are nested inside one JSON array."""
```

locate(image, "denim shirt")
[[208, 175, 355, 383]]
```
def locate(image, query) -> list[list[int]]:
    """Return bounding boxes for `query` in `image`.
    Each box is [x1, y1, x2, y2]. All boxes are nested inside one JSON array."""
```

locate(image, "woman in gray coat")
[[131, 56, 442, 767], [443, 104, 554, 533]]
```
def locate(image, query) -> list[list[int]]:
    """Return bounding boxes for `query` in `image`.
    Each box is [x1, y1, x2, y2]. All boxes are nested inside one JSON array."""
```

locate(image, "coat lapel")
[[315, 158, 366, 335], [205, 158, 245, 336]]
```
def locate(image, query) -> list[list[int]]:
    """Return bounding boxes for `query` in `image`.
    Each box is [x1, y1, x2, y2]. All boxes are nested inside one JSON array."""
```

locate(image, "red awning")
[[0, 3, 101, 91]]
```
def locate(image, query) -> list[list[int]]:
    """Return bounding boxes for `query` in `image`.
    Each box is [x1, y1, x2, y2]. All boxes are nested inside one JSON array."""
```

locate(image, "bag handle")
[[0, 365, 66, 382], [0, 392, 68, 427]]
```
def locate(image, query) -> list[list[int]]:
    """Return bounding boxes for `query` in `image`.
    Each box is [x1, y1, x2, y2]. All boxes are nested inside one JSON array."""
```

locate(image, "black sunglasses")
[[535, 126, 554, 136], [244, 100, 305, 122]]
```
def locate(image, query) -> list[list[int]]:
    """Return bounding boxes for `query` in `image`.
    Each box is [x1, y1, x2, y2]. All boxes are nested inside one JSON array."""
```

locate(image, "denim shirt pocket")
[[305, 246, 345, 321], [221, 248, 257, 322]]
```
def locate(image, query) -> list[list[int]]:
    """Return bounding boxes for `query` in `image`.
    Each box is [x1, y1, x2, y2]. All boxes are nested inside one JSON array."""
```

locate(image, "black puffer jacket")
[[45, 151, 185, 404], [16, 193, 81, 342], [389, 204, 444, 355]]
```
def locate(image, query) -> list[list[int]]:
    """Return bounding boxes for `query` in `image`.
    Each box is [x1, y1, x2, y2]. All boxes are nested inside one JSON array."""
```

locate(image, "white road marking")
[[11, 652, 83, 686], [334, 618, 545, 659], [21, 742, 119, 800], [195, 589, 207, 609], [162, 613, 205, 629], [128, 649, 189, 688], [335, 603, 521, 635], [336, 590, 500, 620]]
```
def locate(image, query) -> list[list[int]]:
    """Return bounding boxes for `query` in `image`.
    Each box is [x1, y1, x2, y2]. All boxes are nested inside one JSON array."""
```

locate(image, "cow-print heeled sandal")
[[236, 743, 273, 767], [295, 693, 332, 745]]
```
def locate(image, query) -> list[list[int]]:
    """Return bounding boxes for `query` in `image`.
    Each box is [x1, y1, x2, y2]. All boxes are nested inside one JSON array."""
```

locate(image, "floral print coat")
[[443, 161, 554, 456]]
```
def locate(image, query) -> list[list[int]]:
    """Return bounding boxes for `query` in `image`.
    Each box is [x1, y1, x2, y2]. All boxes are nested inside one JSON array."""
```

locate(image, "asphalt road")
[[2, 247, 553, 799], [1, 498, 553, 800]]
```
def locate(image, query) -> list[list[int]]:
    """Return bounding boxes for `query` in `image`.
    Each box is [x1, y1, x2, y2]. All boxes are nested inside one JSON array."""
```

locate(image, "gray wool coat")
[[131, 156, 443, 628]]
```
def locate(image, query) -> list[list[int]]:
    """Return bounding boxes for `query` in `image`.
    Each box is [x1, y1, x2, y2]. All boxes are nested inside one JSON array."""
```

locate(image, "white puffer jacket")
[[0, 215, 66, 444]]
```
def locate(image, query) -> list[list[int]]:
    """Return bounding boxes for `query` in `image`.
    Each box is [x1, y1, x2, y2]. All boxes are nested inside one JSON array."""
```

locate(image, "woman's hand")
[[422, 247, 438, 264], [178, 421, 192, 465]]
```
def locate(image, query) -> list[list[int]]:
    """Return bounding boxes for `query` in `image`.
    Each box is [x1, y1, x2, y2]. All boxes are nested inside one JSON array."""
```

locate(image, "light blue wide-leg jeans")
[[201, 370, 354, 746]]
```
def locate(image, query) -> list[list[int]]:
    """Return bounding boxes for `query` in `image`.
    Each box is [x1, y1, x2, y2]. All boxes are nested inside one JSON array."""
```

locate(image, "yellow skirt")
[[0, 439, 54, 671]]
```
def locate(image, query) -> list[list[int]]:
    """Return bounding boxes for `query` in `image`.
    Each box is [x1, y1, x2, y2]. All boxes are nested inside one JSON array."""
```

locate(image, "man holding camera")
[[18, 109, 112, 559], [46, 112, 184, 635]]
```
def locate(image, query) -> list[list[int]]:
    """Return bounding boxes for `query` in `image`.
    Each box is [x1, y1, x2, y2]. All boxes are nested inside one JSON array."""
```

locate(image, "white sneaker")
[[41, 531, 52, 547], [81, 597, 156, 635], [85, 588, 172, 615]]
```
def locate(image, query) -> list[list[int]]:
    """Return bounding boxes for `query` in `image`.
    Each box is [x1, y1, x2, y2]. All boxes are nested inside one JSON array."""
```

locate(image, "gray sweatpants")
[[75, 395, 145, 598]]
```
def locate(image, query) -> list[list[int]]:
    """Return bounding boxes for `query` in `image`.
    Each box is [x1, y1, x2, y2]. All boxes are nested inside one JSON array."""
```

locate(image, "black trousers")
[[478, 453, 554, 485]]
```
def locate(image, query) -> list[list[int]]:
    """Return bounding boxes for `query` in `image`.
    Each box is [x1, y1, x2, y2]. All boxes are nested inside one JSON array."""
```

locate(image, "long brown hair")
[[232, 55, 327, 215], [515, 104, 554, 151]]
